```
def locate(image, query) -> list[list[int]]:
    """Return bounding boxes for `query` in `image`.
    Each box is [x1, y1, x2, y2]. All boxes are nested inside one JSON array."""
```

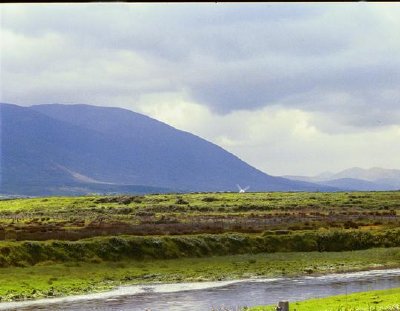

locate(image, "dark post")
[[276, 301, 289, 311]]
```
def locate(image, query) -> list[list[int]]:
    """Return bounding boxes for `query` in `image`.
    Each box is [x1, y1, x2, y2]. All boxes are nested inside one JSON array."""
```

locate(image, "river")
[[1, 268, 400, 310]]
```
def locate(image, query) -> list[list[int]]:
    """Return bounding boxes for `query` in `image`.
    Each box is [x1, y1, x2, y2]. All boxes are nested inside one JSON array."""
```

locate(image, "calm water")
[[1, 269, 400, 311]]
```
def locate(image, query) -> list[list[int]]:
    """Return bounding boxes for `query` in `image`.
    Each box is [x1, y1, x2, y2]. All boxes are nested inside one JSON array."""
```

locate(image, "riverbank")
[[1, 247, 400, 302], [1, 268, 400, 311], [249, 287, 400, 310]]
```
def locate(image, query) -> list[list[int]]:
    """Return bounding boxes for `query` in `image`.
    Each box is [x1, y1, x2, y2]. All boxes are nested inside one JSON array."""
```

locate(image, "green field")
[[0, 191, 399, 302], [1, 192, 399, 243], [249, 287, 400, 310]]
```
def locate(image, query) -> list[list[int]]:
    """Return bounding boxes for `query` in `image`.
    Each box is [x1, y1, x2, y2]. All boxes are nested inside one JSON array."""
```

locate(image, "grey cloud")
[[1, 4, 338, 60], [1, 3, 400, 131], [186, 58, 400, 116]]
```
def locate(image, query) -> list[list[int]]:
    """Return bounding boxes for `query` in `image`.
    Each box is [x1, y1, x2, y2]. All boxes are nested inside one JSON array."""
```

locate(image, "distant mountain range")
[[0, 103, 333, 196], [284, 167, 400, 191]]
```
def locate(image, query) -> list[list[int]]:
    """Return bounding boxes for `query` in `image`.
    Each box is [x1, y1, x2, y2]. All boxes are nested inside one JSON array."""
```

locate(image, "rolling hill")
[[1, 103, 333, 195]]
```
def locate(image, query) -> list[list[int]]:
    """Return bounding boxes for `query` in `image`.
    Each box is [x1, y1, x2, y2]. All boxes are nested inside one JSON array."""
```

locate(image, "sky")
[[1, 3, 400, 176]]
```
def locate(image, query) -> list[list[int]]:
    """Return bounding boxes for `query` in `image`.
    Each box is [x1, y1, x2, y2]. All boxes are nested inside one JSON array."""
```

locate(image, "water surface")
[[1, 269, 400, 310]]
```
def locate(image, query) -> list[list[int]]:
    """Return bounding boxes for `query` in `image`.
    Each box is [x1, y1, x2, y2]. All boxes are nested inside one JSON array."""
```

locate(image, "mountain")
[[1, 103, 332, 196], [330, 167, 400, 182], [316, 178, 396, 191], [284, 167, 400, 191]]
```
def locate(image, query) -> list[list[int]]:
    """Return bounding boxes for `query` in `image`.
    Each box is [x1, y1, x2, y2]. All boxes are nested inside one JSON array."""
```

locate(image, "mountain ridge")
[[284, 167, 400, 191], [1, 103, 334, 195]]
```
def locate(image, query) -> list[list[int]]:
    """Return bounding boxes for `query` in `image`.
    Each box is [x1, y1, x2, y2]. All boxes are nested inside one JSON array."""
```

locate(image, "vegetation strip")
[[1, 192, 399, 241], [1, 229, 400, 267]]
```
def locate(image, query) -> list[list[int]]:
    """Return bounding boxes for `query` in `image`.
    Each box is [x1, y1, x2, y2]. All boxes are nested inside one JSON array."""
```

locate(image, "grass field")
[[1, 192, 399, 240], [249, 287, 400, 310]]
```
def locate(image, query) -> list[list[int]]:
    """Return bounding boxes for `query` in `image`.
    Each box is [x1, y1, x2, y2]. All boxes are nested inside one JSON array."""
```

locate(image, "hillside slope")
[[1, 103, 332, 195]]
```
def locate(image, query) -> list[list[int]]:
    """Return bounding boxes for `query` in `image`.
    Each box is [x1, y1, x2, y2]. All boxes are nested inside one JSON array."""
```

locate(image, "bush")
[[1, 229, 400, 267], [202, 197, 219, 202], [175, 198, 189, 205]]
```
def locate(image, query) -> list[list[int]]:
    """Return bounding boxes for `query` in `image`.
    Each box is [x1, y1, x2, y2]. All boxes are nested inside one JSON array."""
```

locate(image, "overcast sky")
[[1, 3, 400, 176]]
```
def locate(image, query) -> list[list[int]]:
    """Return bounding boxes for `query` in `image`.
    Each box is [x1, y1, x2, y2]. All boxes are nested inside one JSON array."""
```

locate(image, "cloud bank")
[[1, 3, 399, 175]]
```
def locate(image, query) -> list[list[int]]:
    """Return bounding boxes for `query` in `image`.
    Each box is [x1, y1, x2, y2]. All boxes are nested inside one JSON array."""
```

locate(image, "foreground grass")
[[249, 287, 400, 310], [1, 248, 400, 302]]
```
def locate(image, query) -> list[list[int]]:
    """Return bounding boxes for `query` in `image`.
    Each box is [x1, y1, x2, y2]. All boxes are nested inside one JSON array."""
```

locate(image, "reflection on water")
[[1, 269, 400, 311]]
